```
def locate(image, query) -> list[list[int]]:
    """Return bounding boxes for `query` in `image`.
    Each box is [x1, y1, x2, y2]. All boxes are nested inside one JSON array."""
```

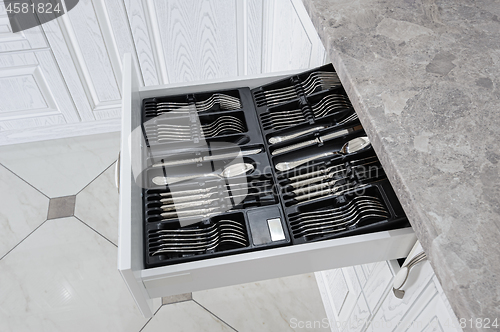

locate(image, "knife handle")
[[272, 138, 319, 156], [160, 192, 214, 204], [161, 198, 217, 211], [290, 168, 346, 189], [275, 151, 336, 172], [293, 181, 331, 196], [294, 187, 333, 202], [268, 126, 324, 144], [290, 173, 330, 189], [161, 208, 217, 219], [153, 157, 202, 167]]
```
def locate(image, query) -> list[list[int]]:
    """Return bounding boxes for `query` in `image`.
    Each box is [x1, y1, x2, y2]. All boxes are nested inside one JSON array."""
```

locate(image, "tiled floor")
[[0, 133, 329, 332]]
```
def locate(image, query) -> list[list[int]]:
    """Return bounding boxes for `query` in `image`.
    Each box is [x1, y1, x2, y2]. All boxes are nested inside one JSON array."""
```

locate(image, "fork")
[[254, 71, 341, 107], [144, 93, 242, 115], [312, 94, 353, 118], [149, 219, 248, 255], [149, 116, 246, 141]]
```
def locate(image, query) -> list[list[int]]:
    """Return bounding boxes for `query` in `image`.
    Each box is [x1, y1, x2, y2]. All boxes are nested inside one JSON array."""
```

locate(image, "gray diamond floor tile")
[[47, 196, 76, 219]]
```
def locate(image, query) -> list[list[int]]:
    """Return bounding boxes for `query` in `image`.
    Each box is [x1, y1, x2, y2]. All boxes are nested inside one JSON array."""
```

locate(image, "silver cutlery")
[[151, 236, 247, 255], [145, 94, 242, 115], [292, 166, 384, 201], [286, 155, 377, 183], [268, 126, 326, 144], [272, 124, 363, 156], [152, 148, 262, 167], [292, 179, 383, 203], [152, 162, 254, 185], [160, 207, 223, 220], [148, 116, 246, 142], [149, 220, 248, 255], [292, 201, 387, 232], [150, 234, 247, 249], [260, 109, 307, 131], [289, 159, 380, 189], [275, 136, 371, 172], [154, 179, 271, 198], [311, 94, 352, 117], [149, 219, 244, 236], [157, 183, 272, 205], [289, 196, 389, 238], [335, 112, 358, 124], [160, 191, 273, 211], [150, 222, 246, 241], [393, 251, 427, 299], [254, 72, 341, 107], [293, 182, 350, 202], [194, 94, 242, 112], [294, 209, 389, 238], [267, 112, 359, 145], [290, 196, 384, 220]]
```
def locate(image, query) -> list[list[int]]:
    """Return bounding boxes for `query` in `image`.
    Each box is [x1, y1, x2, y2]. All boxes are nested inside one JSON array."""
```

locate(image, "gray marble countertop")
[[301, 0, 500, 329]]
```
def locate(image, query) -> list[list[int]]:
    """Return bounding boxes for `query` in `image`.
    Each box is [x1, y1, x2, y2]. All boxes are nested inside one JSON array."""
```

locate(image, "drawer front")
[[118, 54, 416, 317], [141, 228, 415, 299]]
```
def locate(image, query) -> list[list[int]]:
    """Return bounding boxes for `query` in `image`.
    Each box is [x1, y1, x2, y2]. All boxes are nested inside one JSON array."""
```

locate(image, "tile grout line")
[[192, 299, 239, 332], [75, 159, 117, 196], [0, 163, 51, 200], [0, 219, 49, 261], [73, 216, 118, 248], [138, 304, 163, 332]]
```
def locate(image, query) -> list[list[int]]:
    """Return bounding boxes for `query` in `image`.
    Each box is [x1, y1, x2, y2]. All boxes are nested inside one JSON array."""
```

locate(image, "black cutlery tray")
[[139, 64, 410, 268]]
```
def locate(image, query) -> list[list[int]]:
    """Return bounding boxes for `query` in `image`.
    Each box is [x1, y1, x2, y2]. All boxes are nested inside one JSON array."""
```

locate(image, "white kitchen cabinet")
[[0, 0, 327, 145], [117, 53, 416, 318], [316, 241, 462, 332]]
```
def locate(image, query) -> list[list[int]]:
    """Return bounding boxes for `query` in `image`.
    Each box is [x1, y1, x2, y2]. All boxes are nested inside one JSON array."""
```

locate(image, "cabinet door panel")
[[0, 13, 47, 53], [363, 261, 393, 313], [64, 0, 120, 103], [0, 51, 80, 138], [152, 0, 238, 83]]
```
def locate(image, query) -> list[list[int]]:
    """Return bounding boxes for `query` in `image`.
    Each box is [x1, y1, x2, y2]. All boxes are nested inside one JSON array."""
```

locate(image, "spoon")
[[275, 136, 371, 172], [152, 163, 254, 185]]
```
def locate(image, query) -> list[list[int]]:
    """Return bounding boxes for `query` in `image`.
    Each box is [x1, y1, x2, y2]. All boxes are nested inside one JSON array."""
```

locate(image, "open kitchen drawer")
[[118, 54, 417, 317]]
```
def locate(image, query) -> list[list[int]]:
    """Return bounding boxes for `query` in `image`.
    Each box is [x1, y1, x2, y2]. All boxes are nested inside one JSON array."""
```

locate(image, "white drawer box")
[[118, 54, 417, 317]]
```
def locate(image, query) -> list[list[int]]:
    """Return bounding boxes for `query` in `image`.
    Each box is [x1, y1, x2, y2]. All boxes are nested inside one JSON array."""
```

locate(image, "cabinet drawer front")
[[141, 228, 415, 299], [118, 54, 416, 316]]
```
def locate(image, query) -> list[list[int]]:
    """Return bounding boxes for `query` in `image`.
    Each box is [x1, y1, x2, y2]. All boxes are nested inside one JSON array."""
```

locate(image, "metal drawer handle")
[[393, 251, 427, 299], [115, 152, 121, 193]]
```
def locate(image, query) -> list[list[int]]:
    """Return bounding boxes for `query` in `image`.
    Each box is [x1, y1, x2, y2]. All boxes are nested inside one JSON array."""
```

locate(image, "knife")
[[272, 125, 363, 156], [152, 147, 262, 167], [268, 126, 326, 144]]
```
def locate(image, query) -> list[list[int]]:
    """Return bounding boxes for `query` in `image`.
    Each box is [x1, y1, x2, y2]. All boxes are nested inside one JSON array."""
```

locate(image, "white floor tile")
[[142, 301, 235, 332], [0, 132, 120, 197], [0, 217, 158, 332], [75, 163, 118, 244], [193, 273, 330, 331], [0, 165, 49, 258]]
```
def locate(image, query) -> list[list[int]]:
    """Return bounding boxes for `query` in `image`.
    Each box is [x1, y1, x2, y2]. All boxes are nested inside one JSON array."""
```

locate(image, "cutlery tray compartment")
[[138, 64, 410, 269], [285, 180, 408, 244], [141, 88, 262, 148]]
